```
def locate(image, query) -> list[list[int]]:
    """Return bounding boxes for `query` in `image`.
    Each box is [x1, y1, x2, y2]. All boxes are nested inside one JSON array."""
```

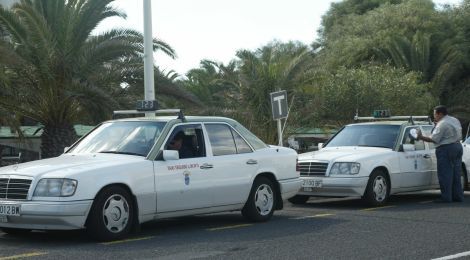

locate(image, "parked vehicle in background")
[[291, 112, 469, 206], [0, 109, 300, 241]]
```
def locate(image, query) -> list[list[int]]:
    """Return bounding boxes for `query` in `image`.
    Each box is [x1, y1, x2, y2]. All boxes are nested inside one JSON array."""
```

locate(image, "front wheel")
[[242, 177, 275, 222], [461, 166, 468, 191], [86, 186, 134, 241], [363, 170, 390, 206]]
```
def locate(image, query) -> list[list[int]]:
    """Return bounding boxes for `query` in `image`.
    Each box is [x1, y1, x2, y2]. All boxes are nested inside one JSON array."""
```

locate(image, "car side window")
[[421, 125, 435, 150], [402, 127, 425, 151], [232, 129, 253, 154], [165, 124, 205, 159], [206, 124, 237, 156]]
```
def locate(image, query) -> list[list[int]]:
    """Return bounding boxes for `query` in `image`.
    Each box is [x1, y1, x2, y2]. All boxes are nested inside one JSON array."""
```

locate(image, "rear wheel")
[[363, 169, 390, 206], [242, 177, 275, 222], [86, 186, 134, 241], [288, 195, 310, 205]]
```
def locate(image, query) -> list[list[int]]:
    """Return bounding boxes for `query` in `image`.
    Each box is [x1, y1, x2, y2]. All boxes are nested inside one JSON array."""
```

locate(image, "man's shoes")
[[433, 199, 452, 203]]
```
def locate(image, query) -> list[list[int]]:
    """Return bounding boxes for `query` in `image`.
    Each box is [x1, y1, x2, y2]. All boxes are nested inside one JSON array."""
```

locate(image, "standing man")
[[417, 105, 463, 202]]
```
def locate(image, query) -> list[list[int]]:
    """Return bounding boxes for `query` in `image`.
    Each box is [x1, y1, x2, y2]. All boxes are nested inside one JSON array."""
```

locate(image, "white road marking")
[[432, 250, 470, 260], [290, 213, 335, 220]]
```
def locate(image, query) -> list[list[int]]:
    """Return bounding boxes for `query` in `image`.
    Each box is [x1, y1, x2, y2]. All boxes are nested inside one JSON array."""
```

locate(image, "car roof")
[[108, 116, 237, 124], [347, 121, 432, 126]]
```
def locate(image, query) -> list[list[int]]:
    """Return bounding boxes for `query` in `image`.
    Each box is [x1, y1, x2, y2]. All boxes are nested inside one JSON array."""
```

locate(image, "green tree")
[[0, 0, 176, 158], [303, 64, 436, 125]]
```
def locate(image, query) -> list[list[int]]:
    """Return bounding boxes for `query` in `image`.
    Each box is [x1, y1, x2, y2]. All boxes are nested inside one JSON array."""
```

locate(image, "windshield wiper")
[[99, 151, 144, 156]]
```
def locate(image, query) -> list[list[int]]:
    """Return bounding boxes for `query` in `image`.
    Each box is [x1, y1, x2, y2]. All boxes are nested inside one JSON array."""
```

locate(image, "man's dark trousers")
[[436, 143, 464, 202]]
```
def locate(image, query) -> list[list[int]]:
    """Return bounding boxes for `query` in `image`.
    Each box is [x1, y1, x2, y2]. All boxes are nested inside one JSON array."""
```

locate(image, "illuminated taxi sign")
[[373, 110, 391, 118], [136, 100, 159, 111]]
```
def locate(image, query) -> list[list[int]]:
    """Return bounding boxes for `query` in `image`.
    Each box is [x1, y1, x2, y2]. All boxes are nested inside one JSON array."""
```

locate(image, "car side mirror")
[[163, 150, 179, 161], [401, 144, 416, 152], [318, 143, 324, 150]]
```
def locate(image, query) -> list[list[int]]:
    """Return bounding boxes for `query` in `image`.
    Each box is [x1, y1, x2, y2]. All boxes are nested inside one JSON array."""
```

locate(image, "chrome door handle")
[[200, 163, 213, 169], [423, 154, 431, 159], [246, 159, 258, 165]]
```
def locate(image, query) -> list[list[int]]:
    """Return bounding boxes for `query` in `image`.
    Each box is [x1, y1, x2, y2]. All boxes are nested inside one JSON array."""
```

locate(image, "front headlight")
[[329, 162, 360, 175], [33, 178, 78, 197]]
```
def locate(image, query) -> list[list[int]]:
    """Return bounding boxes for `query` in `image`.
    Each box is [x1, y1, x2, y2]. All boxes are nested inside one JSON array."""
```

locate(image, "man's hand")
[[416, 129, 423, 140]]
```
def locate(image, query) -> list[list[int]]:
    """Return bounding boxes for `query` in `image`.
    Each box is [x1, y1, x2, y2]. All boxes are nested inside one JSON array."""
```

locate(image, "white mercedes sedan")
[[0, 115, 300, 241]]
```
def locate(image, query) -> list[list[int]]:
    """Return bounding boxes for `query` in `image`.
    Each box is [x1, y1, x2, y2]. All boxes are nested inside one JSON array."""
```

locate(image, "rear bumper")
[[0, 200, 93, 230], [297, 176, 368, 197], [279, 178, 302, 200]]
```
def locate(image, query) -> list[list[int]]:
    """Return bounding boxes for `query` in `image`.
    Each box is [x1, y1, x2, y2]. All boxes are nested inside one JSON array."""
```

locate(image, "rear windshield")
[[326, 124, 400, 149]]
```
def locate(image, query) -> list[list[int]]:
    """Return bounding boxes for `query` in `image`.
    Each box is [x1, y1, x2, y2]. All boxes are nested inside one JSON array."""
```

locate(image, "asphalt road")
[[1, 191, 470, 260]]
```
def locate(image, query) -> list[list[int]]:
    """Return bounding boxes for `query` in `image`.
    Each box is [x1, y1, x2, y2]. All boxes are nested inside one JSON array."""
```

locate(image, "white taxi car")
[[0, 111, 300, 241], [291, 115, 468, 206]]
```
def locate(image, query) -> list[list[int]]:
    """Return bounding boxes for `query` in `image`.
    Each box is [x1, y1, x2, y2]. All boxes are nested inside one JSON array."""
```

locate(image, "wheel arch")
[[85, 183, 140, 231], [254, 172, 283, 210]]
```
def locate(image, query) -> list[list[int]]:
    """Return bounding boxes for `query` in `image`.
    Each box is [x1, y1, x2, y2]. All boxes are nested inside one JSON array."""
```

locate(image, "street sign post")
[[270, 90, 288, 146]]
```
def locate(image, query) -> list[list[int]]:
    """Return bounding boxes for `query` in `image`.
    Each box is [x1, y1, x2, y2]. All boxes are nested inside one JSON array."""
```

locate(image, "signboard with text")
[[270, 90, 288, 120]]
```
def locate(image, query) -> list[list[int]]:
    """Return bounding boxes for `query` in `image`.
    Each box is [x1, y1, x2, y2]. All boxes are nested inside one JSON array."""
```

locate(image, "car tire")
[[461, 165, 468, 191], [242, 176, 275, 222], [0, 228, 31, 235], [363, 169, 390, 206], [288, 195, 310, 204], [86, 186, 134, 241]]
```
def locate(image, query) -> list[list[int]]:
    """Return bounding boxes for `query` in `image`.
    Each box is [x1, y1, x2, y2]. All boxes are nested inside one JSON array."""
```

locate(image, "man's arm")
[[417, 129, 435, 143]]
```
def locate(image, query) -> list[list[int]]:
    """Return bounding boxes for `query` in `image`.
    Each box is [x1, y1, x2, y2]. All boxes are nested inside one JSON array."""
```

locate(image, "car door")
[[154, 123, 213, 213], [204, 123, 258, 206], [398, 126, 433, 188], [420, 125, 439, 186]]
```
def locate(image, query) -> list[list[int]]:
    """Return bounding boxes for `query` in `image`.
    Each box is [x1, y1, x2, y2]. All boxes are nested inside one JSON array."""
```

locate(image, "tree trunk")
[[40, 124, 78, 158]]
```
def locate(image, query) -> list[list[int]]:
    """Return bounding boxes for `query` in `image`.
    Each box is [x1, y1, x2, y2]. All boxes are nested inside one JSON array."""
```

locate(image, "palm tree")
[[0, 0, 177, 158], [236, 41, 315, 143]]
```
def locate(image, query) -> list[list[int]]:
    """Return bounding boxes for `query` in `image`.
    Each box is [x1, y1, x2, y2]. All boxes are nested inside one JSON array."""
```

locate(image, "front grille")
[[0, 177, 32, 200], [299, 162, 329, 176]]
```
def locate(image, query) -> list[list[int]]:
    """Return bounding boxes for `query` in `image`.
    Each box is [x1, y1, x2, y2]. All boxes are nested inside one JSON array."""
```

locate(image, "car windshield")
[[69, 121, 167, 156], [326, 124, 400, 149]]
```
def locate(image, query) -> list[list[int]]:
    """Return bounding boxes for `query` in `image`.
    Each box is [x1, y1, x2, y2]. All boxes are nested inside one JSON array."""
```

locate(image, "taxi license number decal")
[[0, 204, 21, 216], [167, 163, 199, 171]]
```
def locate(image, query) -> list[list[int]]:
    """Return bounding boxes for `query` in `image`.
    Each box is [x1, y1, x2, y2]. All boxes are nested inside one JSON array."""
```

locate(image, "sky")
[[95, 0, 462, 76]]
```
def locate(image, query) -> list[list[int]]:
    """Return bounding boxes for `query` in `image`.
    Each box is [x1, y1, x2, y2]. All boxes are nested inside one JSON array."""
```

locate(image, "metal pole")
[[277, 119, 283, 146], [143, 0, 155, 117]]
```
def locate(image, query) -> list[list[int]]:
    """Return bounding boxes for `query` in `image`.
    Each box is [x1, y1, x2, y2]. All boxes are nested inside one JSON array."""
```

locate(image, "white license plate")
[[302, 179, 322, 188], [0, 204, 21, 216]]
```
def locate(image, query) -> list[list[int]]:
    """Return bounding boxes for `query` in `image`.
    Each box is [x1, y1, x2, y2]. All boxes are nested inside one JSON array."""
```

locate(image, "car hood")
[[298, 146, 393, 162], [0, 153, 145, 179]]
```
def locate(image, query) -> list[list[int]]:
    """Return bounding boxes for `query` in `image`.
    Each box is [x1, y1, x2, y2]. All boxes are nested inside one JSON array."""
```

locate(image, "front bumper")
[[297, 176, 369, 197], [0, 200, 93, 230], [279, 178, 302, 200]]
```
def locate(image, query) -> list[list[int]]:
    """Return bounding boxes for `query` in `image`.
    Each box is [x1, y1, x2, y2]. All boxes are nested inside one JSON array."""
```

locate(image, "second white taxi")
[[291, 114, 469, 206], [0, 111, 300, 241]]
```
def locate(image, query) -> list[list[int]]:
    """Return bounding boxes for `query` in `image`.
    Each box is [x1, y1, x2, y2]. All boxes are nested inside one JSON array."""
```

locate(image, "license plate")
[[302, 179, 322, 188], [0, 204, 21, 216]]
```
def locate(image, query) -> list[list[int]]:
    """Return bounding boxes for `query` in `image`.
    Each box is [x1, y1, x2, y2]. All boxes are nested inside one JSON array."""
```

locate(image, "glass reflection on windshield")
[[326, 124, 400, 149], [69, 121, 166, 156]]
